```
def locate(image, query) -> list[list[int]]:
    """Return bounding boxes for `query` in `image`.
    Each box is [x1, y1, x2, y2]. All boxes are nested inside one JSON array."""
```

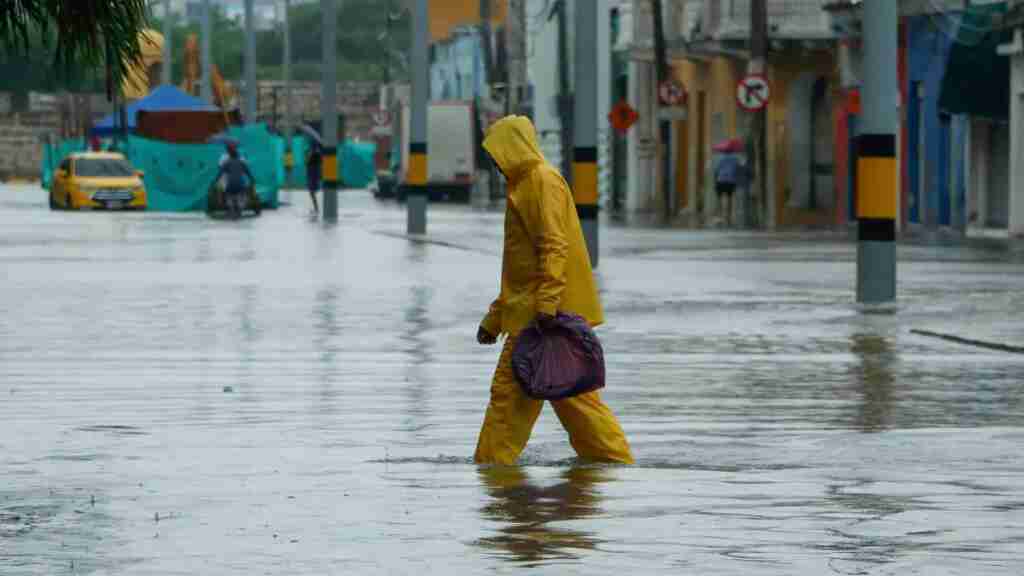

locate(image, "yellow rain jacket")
[[474, 116, 633, 466], [480, 115, 603, 337]]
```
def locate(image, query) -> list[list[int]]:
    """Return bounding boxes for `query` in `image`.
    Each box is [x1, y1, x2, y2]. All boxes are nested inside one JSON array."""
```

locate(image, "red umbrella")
[[713, 138, 743, 153]]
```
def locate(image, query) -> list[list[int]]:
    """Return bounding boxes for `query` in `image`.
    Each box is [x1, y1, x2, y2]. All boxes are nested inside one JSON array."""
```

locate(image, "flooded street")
[[2, 184, 1023, 574]]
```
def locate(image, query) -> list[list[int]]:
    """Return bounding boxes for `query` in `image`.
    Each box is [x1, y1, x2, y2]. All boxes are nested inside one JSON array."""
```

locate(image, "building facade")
[[621, 0, 840, 227]]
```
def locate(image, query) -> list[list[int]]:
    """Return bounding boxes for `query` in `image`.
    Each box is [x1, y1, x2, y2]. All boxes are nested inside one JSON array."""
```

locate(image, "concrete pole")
[[574, 0, 599, 268], [283, 0, 292, 138], [407, 0, 429, 235], [200, 0, 212, 102], [856, 0, 899, 304], [322, 0, 339, 220], [162, 0, 172, 86], [745, 0, 767, 229], [244, 0, 258, 123]]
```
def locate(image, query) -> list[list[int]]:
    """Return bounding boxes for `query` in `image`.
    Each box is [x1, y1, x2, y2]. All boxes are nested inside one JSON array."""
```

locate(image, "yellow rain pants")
[[474, 335, 634, 465], [474, 114, 633, 465]]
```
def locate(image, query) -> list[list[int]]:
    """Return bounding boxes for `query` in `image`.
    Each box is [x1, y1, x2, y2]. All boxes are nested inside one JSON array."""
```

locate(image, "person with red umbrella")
[[712, 138, 744, 227]]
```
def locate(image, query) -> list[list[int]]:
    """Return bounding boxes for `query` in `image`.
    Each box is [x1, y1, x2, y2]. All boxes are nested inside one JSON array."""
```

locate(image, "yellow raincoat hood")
[[482, 115, 545, 184], [479, 115, 604, 338]]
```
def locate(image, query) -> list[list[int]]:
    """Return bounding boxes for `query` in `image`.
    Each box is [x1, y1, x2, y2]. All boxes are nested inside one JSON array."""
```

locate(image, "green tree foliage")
[[257, 0, 411, 82], [0, 0, 410, 97], [0, 0, 148, 80]]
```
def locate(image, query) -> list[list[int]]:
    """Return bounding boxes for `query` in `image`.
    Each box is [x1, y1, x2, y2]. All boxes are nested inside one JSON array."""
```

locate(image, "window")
[[73, 158, 136, 178]]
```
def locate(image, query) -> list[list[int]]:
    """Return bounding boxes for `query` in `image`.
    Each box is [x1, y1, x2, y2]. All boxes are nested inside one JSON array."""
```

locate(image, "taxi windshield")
[[74, 158, 136, 178]]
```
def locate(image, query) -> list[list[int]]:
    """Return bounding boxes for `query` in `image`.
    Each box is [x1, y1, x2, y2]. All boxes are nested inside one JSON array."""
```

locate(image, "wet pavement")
[[2, 184, 1023, 574]]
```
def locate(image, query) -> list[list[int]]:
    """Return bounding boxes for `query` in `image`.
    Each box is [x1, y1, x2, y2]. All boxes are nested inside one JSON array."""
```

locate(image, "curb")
[[371, 230, 494, 254], [910, 329, 1024, 355]]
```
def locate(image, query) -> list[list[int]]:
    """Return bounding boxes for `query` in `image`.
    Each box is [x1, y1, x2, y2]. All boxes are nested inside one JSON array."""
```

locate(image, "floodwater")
[[2, 185, 1023, 574]]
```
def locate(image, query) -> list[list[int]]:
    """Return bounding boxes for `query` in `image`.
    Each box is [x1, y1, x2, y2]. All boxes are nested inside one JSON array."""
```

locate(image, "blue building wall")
[[429, 30, 486, 102], [905, 15, 968, 229]]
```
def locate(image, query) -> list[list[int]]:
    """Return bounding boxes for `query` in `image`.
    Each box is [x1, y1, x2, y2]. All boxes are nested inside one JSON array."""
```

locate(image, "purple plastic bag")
[[511, 312, 606, 401]]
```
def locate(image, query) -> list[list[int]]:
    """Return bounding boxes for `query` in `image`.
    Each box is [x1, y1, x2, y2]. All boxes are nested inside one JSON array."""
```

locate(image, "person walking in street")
[[713, 139, 744, 227], [305, 138, 322, 214], [474, 115, 634, 466], [214, 143, 255, 218]]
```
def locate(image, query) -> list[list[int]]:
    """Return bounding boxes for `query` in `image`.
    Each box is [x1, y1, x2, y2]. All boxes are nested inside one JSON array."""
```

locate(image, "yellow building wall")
[[430, 0, 507, 43], [673, 57, 743, 215], [765, 52, 837, 228]]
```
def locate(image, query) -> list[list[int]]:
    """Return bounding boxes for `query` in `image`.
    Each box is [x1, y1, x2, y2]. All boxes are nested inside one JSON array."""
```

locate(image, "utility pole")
[[407, 0, 429, 234], [506, 0, 527, 115], [746, 0, 767, 229], [322, 0, 339, 220], [283, 0, 292, 138], [162, 0, 172, 85], [244, 0, 257, 122], [201, 0, 212, 102], [552, 0, 573, 186], [651, 0, 673, 222], [856, 0, 898, 304], [480, 0, 494, 83], [574, 0, 599, 267]]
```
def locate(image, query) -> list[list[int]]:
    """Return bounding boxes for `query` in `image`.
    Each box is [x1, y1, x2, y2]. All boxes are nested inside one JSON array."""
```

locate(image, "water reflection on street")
[[475, 466, 608, 565], [1, 185, 1023, 574]]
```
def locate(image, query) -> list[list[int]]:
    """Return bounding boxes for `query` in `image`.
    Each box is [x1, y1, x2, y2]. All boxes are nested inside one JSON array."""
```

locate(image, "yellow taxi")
[[49, 152, 148, 210]]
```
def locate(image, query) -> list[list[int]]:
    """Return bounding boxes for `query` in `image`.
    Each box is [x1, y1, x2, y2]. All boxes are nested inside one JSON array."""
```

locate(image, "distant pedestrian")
[[305, 139, 322, 214], [713, 139, 744, 227], [213, 143, 255, 218], [474, 115, 634, 466]]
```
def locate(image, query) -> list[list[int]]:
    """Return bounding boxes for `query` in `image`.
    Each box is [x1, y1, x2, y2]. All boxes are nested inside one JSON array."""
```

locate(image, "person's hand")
[[535, 312, 557, 332], [477, 325, 497, 345]]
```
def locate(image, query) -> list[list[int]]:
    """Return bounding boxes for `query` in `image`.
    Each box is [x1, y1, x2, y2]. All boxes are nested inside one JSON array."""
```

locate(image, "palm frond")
[[0, 0, 149, 81]]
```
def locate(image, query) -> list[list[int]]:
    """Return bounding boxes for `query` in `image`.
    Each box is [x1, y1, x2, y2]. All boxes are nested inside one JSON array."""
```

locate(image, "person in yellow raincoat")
[[474, 115, 634, 465]]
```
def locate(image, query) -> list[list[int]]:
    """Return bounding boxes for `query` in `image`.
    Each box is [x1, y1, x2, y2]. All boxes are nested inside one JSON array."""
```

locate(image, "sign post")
[[736, 74, 771, 112]]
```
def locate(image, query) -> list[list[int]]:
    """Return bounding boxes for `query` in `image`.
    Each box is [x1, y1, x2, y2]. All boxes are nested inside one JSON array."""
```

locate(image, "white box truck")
[[393, 100, 481, 203]]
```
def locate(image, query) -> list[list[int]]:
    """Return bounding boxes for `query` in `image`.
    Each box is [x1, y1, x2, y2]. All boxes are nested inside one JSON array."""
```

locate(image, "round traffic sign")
[[737, 74, 770, 111], [608, 99, 639, 134], [658, 79, 685, 107]]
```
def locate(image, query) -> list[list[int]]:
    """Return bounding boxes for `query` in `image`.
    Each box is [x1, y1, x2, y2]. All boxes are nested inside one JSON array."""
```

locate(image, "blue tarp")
[[92, 85, 218, 136]]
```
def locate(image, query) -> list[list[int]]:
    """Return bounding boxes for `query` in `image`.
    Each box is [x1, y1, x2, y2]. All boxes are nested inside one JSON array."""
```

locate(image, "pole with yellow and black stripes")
[[573, 0, 599, 268], [321, 0, 338, 220], [406, 0, 429, 235], [856, 0, 898, 304]]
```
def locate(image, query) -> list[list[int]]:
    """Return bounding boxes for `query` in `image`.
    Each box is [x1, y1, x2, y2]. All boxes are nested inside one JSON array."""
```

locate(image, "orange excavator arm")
[[181, 33, 236, 113]]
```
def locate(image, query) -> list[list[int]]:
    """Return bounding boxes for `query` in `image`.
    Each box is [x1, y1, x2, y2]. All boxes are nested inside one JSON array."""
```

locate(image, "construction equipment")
[[121, 29, 165, 100], [181, 33, 236, 111]]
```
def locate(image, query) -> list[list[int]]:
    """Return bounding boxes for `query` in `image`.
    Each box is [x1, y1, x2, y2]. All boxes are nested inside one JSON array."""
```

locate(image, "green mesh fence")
[[122, 136, 222, 211], [117, 122, 281, 211], [277, 136, 376, 190], [44, 126, 371, 210], [341, 140, 376, 189]]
